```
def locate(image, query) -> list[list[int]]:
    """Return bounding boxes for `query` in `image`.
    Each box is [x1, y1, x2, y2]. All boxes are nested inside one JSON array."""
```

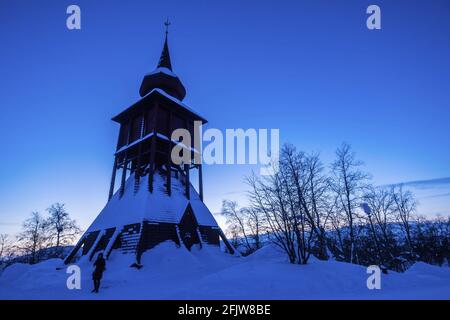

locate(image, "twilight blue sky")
[[1, 0, 450, 234]]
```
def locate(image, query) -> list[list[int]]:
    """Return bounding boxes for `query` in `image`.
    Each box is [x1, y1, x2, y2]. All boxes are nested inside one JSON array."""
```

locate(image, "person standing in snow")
[[92, 253, 106, 293]]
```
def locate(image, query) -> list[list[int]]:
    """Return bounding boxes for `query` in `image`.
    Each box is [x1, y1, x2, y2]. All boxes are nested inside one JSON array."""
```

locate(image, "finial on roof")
[[164, 17, 171, 36]]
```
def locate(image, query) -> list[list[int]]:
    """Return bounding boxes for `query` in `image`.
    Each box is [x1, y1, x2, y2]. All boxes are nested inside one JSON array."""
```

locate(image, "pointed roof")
[[157, 34, 172, 70], [139, 24, 186, 100]]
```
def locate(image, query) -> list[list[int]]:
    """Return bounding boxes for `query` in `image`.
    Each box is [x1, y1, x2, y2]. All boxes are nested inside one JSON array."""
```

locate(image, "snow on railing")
[[196, 227, 204, 249], [104, 226, 122, 259], [175, 225, 182, 248], [87, 230, 106, 261], [64, 234, 86, 264]]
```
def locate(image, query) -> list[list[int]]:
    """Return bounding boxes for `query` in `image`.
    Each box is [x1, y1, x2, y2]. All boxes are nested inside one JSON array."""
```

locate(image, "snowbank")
[[0, 244, 448, 300]]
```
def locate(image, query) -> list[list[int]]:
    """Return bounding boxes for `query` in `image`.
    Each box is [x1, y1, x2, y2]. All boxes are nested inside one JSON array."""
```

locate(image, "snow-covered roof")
[[112, 88, 207, 124], [86, 172, 218, 232], [115, 132, 154, 154], [145, 67, 177, 78], [151, 88, 206, 122], [114, 131, 199, 155]]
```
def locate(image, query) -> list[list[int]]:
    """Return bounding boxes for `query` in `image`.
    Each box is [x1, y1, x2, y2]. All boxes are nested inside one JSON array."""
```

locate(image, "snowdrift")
[[0, 243, 449, 299]]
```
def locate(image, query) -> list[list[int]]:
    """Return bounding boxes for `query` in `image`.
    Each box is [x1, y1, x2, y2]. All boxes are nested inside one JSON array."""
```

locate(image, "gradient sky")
[[1, 0, 450, 235]]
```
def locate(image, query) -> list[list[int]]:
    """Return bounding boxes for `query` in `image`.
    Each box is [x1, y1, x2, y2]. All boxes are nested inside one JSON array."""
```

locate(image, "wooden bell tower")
[[108, 22, 205, 202], [64, 22, 237, 265]]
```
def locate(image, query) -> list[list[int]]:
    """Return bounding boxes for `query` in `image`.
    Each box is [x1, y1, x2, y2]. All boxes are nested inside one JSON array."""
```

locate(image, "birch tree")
[[330, 143, 370, 264], [17, 212, 49, 264], [46, 203, 81, 256]]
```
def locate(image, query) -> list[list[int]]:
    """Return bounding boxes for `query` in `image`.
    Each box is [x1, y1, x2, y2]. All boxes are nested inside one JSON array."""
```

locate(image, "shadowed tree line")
[[0, 203, 82, 267], [222, 143, 449, 272]]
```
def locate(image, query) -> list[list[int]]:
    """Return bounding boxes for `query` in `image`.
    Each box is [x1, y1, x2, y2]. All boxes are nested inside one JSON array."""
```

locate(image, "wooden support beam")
[[120, 154, 128, 197], [148, 136, 156, 193], [198, 164, 204, 201], [127, 116, 132, 145], [134, 143, 142, 194], [166, 147, 172, 196], [218, 229, 235, 255], [184, 163, 190, 200], [64, 236, 85, 264], [134, 115, 144, 194], [148, 104, 158, 193], [166, 111, 172, 196], [108, 157, 118, 201]]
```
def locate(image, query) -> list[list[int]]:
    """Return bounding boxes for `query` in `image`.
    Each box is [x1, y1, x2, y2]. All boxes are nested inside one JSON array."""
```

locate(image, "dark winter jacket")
[[92, 257, 106, 280]]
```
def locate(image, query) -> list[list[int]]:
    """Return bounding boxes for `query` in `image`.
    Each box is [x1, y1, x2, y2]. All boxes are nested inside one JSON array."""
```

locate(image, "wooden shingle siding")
[[115, 223, 141, 254], [140, 222, 180, 250], [199, 226, 220, 246], [136, 221, 180, 263]]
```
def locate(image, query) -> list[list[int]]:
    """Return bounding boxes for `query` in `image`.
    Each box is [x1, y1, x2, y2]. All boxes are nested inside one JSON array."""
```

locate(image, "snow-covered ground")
[[0, 242, 449, 300]]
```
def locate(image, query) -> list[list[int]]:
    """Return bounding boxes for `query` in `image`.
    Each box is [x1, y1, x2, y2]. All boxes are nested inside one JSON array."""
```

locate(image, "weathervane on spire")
[[164, 18, 171, 36]]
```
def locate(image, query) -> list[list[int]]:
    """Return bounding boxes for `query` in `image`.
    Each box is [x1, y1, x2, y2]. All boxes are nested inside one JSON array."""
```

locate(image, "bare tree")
[[279, 145, 318, 264], [229, 141, 448, 271], [330, 143, 370, 264], [304, 152, 333, 259], [360, 202, 383, 267], [247, 172, 298, 263], [246, 145, 330, 264], [328, 201, 347, 260], [0, 234, 8, 259], [221, 200, 253, 253], [0, 234, 13, 264], [391, 185, 416, 258], [227, 223, 241, 249], [242, 207, 263, 251], [45, 203, 81, 255], [17, 212, 49, 264], [413, 215, 449, 266], [363, 187, 397, 265]]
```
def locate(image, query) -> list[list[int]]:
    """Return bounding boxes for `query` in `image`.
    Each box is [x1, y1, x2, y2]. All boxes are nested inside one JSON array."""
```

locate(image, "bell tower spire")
[[139, 19, 186, 100], [64, 20, 236, 267], [158, 18, 172, 70]]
